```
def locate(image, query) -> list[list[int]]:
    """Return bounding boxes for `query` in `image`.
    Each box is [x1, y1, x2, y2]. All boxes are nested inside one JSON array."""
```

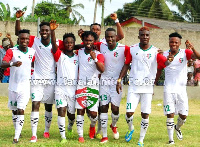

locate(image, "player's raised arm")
[[50, 20, 59, 54], [15, 10, 25, 36], [110, 13, 124, 42], [185, 40, 200, 59]]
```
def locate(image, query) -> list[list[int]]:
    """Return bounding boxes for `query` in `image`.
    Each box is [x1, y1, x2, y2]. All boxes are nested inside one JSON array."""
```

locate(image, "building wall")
[[0, 21, 200, 51]]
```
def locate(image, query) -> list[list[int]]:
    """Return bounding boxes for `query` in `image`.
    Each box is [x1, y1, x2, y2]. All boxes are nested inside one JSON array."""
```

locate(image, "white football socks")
[[44, 111, 52, 133], [31, 112, 39, 137], [12, 114, 17, 129], [76, 115, 84, 137], [100, 113, 108, 138], [139, 118, 149, 143], [57, 116, 66, 139], [111, 113, 119, 127], [166, 118, 174, 141], [176, 116, 186, 130], [68, 117, 75, 130], [14, 115, 24, 141], [125, 115, 134, 131]]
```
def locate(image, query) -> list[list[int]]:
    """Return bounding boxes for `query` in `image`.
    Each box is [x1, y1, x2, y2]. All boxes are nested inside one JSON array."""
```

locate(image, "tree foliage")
[[0, 2, 11, 21], [104, 0, 185, 26], [168, 0, 200, 22], [27, 1, 74, 24], [57, 0, 85, 24]]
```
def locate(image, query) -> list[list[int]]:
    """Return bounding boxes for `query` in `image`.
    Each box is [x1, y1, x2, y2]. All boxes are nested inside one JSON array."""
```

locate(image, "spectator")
[[0, 33, 14, 83], [194, 59, 200, 86], [187, 72, 197, 86], [187, 59, 194, 75]]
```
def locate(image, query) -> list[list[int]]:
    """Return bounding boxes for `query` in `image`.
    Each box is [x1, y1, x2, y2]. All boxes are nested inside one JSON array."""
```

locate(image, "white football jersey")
[[3, 47, 35, 92], [126, 43, 166, 93], [100, 42, 129, 80], [163, 49, 193, 93], [77, 48, 104, 85], [53, 49, 79, 97], [29, 35, 62, 80]]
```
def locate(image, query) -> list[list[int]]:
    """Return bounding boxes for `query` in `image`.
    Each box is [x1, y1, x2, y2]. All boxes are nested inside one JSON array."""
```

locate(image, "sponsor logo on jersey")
[[179, 58, 183, 63], [146, 53, 151, 59], [114, 52, 118, 57]]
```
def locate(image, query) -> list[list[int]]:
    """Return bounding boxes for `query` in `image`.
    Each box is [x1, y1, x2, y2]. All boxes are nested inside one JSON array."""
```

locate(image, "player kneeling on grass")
[[75, 31, 105, 143], [49, 20, 78, 143], [1, 29, 35, 144], [156, 32, 200, 145], [116, 27, 169, 147]]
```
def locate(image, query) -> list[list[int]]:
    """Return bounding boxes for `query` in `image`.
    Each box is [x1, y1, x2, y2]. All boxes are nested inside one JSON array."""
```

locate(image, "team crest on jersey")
[[114, 52, 118, 57], [18, 56, 21, 59], [88, 57, 92, 62], [29, 55, 33, 60], [74, 60, 78, 65], [179, 58, 183, 63], [146, 54, 151, 59]]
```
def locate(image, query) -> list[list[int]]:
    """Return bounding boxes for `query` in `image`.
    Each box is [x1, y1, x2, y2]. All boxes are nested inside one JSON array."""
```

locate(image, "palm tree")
[[32, 0, 35, 17], [0, 2, 11, 21], [137, 0, 173, 20], [169, 0, 200, 22], [100, 0, 112, 26], [58, 0, 85, 24]]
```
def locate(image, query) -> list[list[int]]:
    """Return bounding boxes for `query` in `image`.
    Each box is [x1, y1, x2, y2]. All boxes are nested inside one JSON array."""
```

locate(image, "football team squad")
[[1, 10, 200, 146]]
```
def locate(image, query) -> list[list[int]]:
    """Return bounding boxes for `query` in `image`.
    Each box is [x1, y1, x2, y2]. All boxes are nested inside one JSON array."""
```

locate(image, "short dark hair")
[[18, 29, 30, 35], [90, 23, 101, 29], [39, 22, 50, 28], [105, 28, 116, 32], [81, 31, 98, 41], [63, 33, 76, 41], [169, 32, 182, 39]]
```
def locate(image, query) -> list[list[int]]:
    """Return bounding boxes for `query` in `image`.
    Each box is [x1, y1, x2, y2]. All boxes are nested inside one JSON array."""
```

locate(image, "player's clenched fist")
[[16, 10, 25, 18], [13, 61, 22, 67], [50, 20, 59, 30], [185, 40, 194, 50], [90, 51, 96, 60], [110, 13, 117, 21], [167, 52, 174, 62]]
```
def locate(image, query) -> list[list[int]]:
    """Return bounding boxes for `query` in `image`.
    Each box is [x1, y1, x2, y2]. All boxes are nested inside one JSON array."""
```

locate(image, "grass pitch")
[[0, 95, 200, 147]]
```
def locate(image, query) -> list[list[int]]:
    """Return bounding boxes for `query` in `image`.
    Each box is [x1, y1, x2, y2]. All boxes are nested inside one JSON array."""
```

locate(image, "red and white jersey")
[[100, 38, 106, 43], [3, 46, 35, 92], [163, 49, 193, 93], [77, 48, 104, 84], [28, 35, 63, 80], [100, 42, 129, 80], [125, 43, 167, 93], [53, 49, 78, 96]]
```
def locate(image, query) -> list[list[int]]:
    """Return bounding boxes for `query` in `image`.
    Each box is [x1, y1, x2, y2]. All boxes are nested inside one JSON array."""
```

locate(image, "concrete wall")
[[0, 21, 200, 52], [0, 84, 199, 99]]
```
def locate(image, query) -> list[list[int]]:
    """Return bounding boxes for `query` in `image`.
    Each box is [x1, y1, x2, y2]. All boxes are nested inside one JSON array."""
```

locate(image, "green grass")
[[0, 96, 200, 147]]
